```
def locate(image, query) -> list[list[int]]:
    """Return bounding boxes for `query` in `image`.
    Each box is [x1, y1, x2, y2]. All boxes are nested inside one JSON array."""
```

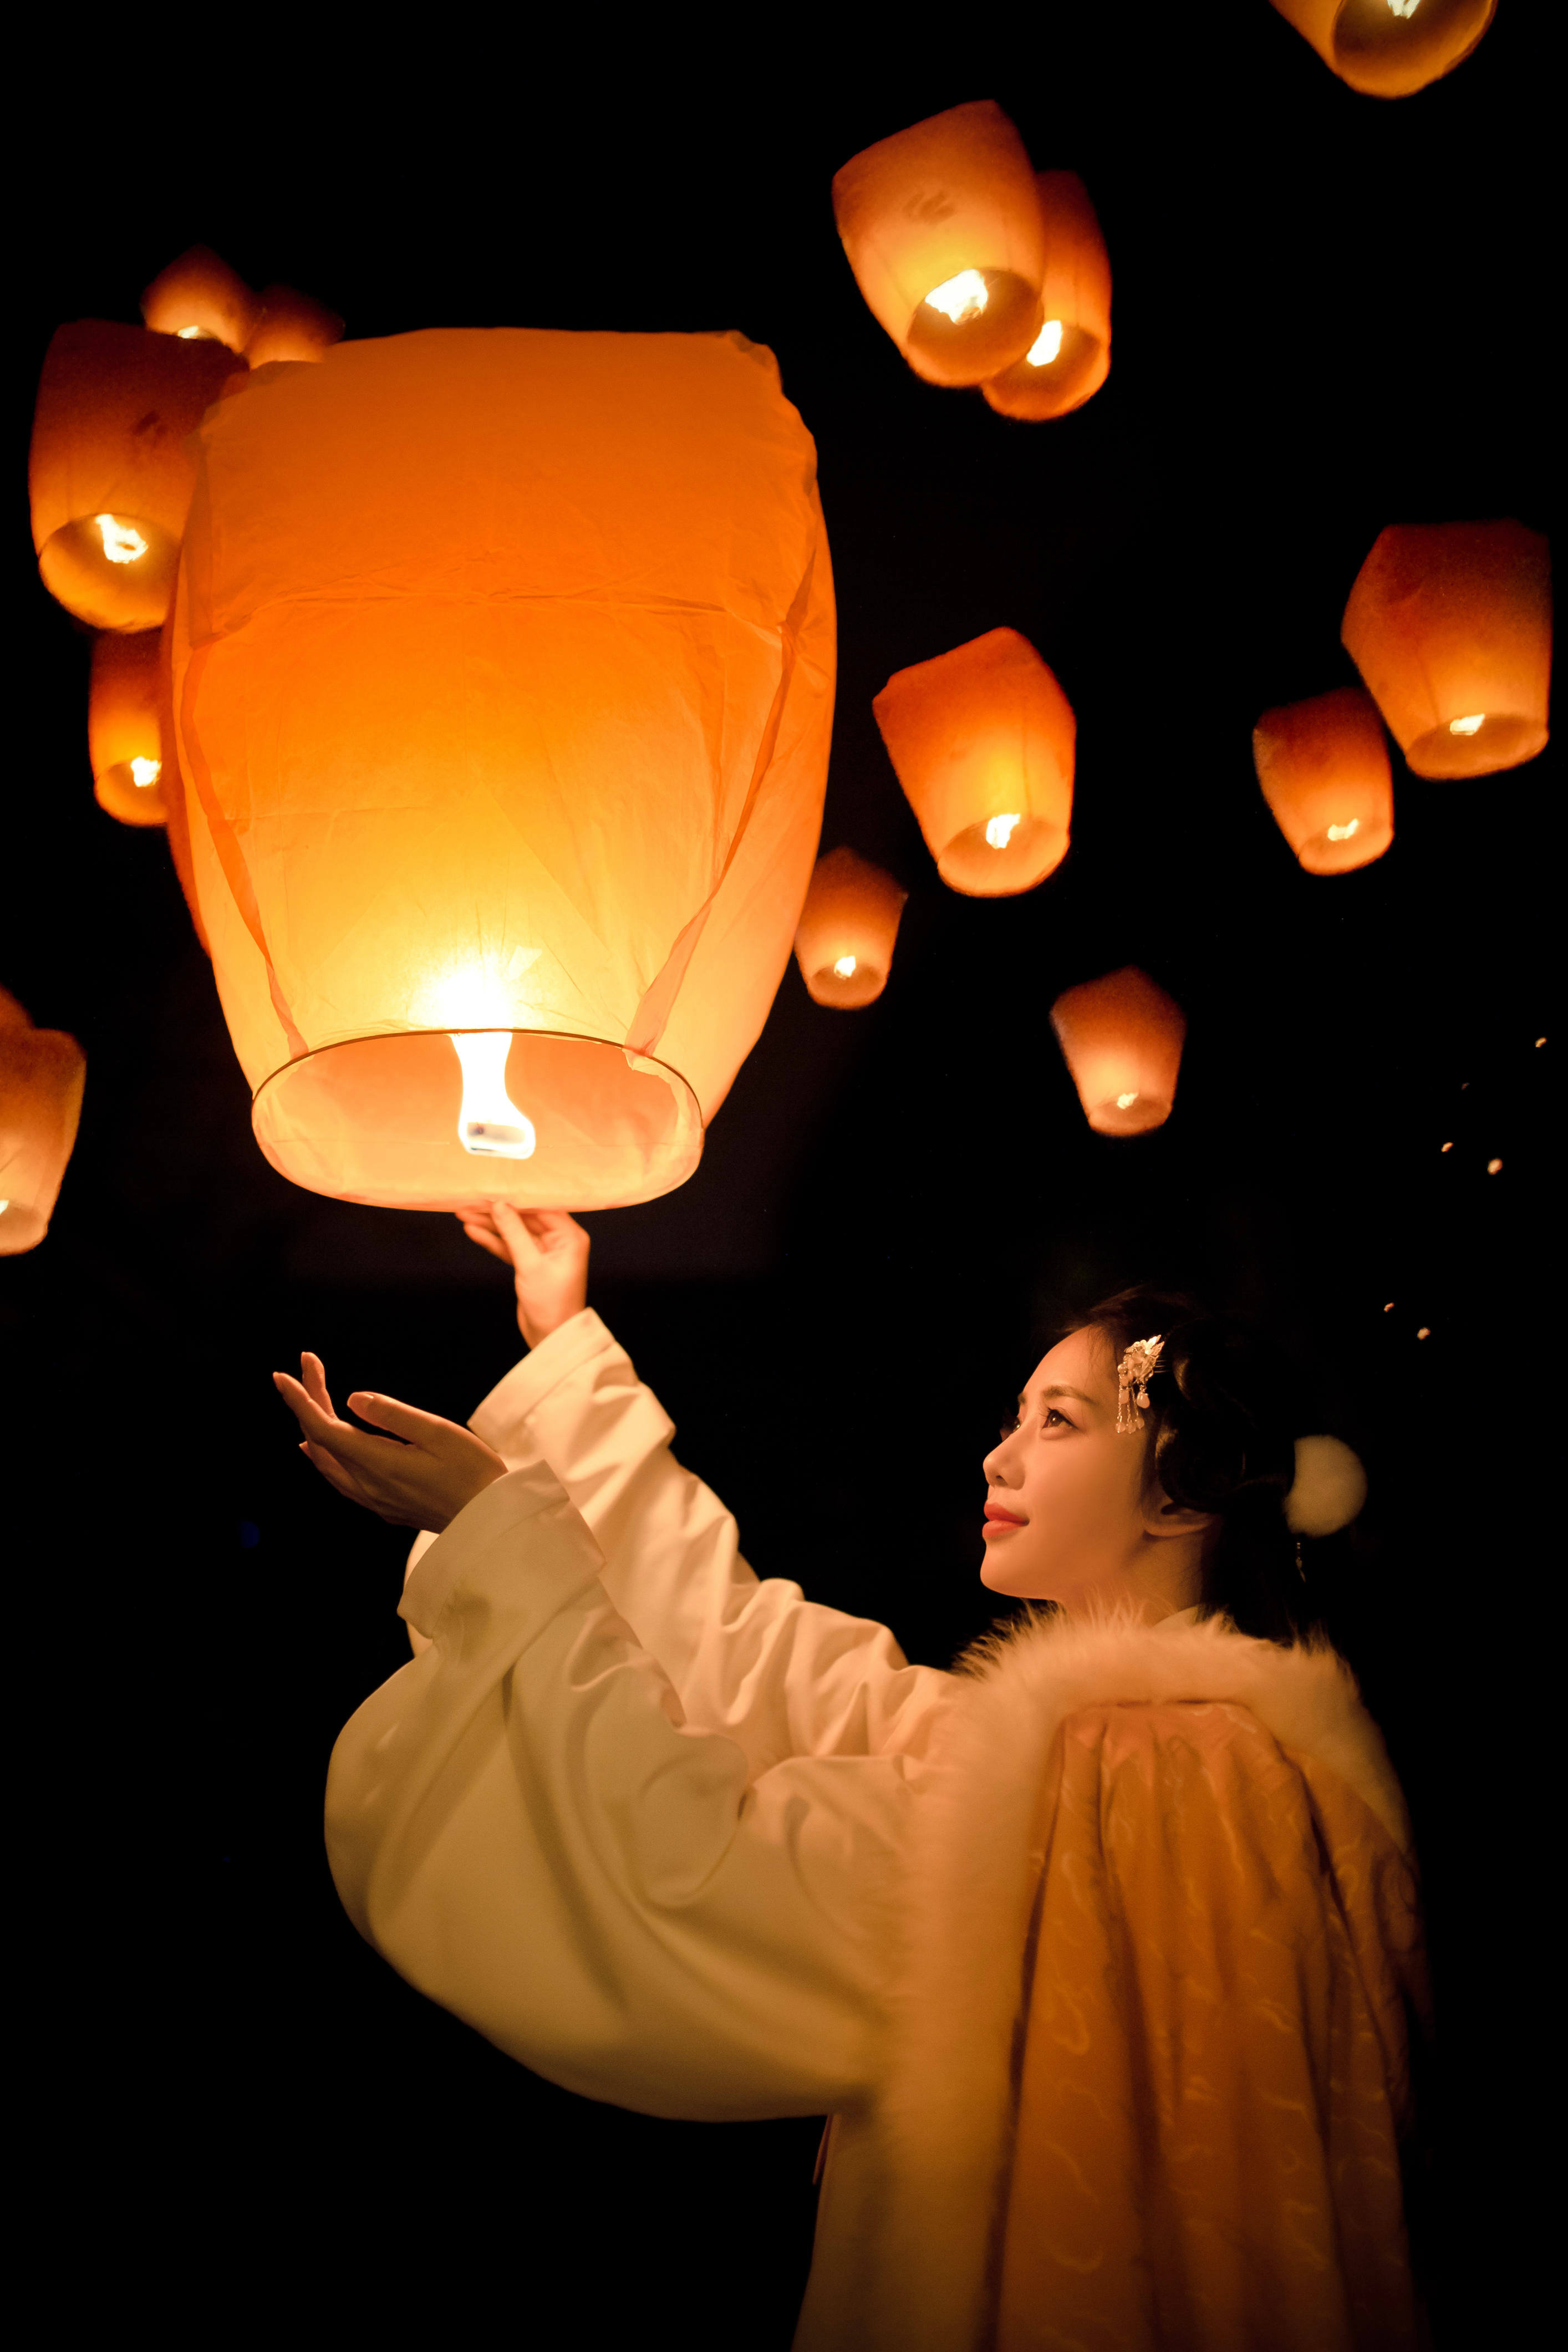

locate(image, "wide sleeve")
[[330, 1452, 920, 2122], [416, 1308, 949, 1775]]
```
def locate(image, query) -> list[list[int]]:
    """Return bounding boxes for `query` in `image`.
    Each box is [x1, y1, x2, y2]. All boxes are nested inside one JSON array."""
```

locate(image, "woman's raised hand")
[[273, 1351, 507, 1533], [456, 1204, 590, 1348]]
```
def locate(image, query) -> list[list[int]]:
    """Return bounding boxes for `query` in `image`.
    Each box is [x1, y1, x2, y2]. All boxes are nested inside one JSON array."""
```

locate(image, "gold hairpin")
[[1116, 1335, 1165, 1434]]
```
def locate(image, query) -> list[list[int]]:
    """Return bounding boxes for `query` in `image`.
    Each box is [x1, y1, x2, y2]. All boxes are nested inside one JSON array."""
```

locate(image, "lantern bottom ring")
[[250, 1026, 704, 1211], [1404, 712, 1548, 780]]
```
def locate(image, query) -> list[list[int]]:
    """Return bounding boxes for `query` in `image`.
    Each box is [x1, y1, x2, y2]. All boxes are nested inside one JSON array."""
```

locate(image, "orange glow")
[[245, 286, 345, 368], [169, 328, 833, 1211], [0, 986, 85, 1256], [832, 102, 1046, 386], [1487, 1158, 1503, 1174], [142, 246, 262, 354], [793, 847, 908, 1009], [983, 173, 1112, 423], [29, 322, 236, 629], [1267, 0, 1495, 95], [88, 630, 168, 827], [874, 629, 1074, 897], [1253, 686, 1393, 874], [1341, 520, 1550, 778], [1050, 966, 1186, 1136]]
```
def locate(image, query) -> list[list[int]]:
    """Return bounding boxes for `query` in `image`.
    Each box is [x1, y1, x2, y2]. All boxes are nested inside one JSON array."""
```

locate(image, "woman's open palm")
[[457, 1203, 590, 1347], [273, 1351, 507, 1532]]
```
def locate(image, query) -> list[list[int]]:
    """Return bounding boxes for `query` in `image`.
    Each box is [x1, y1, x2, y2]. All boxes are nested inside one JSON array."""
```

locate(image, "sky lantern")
[[141, 246, 262, 353], [0, 987, 85, 1256], [832, 101, 1048, 388], [1253, 685, 1393, 874], [1341, 521, 1551, 779], [982, 173, 1111, 422], [1050, 966, 1186, 1137], [245, 286, 344, 366], [793, 848, 907, 1008], [1269, 0, 1495, 96], [874, 628, 1074, 896], [89, 631, 167, 826], [29, 323, 236, 630], [167, 327, 833, 1213]]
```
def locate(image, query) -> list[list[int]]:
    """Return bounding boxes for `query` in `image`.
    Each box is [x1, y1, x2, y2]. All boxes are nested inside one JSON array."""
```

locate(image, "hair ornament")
[[1115, 1334, 1165, 1434], [1282, 1435, 1367, 1536]]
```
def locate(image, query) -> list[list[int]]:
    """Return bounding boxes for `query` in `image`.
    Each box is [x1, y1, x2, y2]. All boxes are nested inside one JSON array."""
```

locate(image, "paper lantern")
[[169, 327, 834, 1211], [1341, 521, 1551, 778], [873, 628, 1074, 897], [1253, 686, 1393, 874], [88, 631, 167, 826], [156, 604, 211, 954], [245, 286, 344, 368], [793, 848, 907, 1008], [141, 246, 261, 354], [1050, 967, 1185, 1137], [832, 101, 1047, 387], [982, 174, 1111, 422], [0, 987, 85, 1255], [29, 323, 237, 630], [1269, 0, 1495, 97]]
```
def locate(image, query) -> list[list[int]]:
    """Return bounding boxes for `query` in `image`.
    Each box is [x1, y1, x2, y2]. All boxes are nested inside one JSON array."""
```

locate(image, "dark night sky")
[[7, 16, 1554, 2341]]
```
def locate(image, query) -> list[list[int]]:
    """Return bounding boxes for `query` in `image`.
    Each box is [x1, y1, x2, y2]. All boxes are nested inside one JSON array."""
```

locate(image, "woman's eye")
[[1042, 1407, 1070, 1429]]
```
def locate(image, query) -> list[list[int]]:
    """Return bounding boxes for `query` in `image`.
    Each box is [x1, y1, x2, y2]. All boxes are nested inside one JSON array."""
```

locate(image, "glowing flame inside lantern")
[[451, 1032, 537, 1160], [1026, 319, 1064, 367], [1115, 1091, 1139, 1109], [985, 812, 1021, 849], [96, 515, 148, 566], [924, 270, 989, 324], [1449, 714, 1485, 736], [130, 756, 162, 790], [833, 954, 858, 979], [1325, 818, 1361, 841], [1387, 0, 1421, 16], [175, 324, 215, 340]]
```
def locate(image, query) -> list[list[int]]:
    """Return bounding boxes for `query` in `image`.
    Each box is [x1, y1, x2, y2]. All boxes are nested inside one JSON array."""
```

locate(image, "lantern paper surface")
[[1269, 0, 1495, 96], [89, 631, 167, 826], [170, 328, 834, 1211], [156, 605, 210, 954], [832, 102, 1047, 387], [1341, 521, 1551, 779], [874, 628, 1074, 897], [793, 848, 907, 1008], [30, 323, 237, 630], [0, 987, 85, 1255], [142, 247, 261, 354], [1050, 967, 1185, 1137], [982, 173, 1111, 422], [1253, 686, 1393, 874], [245, 287, 344, 367]]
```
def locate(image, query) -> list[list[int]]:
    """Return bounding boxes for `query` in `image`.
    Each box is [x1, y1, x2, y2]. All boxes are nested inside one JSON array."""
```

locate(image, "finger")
[[277, 1373, 407, 1471], [300, 1351, 337, 1419], [490, 1200, 544, 1266], [458, 1219, 514, 1266], [346, 1389, 455, 1447]]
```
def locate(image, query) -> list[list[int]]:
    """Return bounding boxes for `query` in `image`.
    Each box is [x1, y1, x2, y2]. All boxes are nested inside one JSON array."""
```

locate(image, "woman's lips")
[[983, 1509, 1026, 1535]]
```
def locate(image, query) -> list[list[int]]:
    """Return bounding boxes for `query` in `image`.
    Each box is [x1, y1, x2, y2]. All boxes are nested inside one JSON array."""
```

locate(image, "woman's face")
[[979, 1325, 1206, 1620]]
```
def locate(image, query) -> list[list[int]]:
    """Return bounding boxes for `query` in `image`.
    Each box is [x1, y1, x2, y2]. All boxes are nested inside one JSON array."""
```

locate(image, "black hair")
[[1057, 1284, 1328, 1645]]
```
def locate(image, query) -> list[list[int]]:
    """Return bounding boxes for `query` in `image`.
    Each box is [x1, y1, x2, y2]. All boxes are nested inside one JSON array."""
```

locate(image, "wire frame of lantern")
[[141, 246, 262, 354], [1341, 521, 1551, 780], [29, 323, 237, 630], [832, 101, 1048, 388], [982, 173, 1111, 422], [1269, 0, 1496, 98], [0, 987, 85, 1255], [793, 848, 907, 1008], [89, 631, 167, 826], [166, 326, 834, 1213], [1253, 686, 1393, 875], [1050, 966, 1186, 1137], [874, 628, 1075, 897]]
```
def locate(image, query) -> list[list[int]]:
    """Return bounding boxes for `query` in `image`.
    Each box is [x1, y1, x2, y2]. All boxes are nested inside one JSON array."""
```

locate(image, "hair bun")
[[1282, 1435, 1367, 1536]]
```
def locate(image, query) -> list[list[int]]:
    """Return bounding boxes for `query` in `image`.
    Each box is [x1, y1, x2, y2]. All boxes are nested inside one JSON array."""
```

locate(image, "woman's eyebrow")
[[1018, 1383, 1098, 1411]]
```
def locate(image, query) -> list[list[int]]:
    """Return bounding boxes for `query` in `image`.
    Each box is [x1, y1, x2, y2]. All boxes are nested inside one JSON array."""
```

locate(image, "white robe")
[[326, 1306, 951, 2122]]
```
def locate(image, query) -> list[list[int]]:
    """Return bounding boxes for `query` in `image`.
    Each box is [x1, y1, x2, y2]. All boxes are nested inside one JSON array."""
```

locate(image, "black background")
[[6, 14, 1552, 2342]]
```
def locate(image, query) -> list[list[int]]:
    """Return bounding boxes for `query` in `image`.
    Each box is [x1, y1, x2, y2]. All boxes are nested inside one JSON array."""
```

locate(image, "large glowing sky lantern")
[[1253, 686, 1394, 874], [982, 173, 1112, 424], [164, 328, 834, 1210], [1269, 0, 1495, 96]]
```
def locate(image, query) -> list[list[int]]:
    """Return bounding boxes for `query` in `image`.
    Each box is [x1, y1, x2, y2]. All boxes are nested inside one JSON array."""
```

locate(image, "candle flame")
[[0, 1200, 9, 1215], [985, 812, 1021, 849], [1115, 1091, 1139, 1110], [1325, 818, 1361, 841], [1026, 319, 1064, 367], [924, 270, 989, 324], [451, 1032, 536, 1160], [176, 324, 214, 339], [832, 954, 858, 978], [1449, 714, 1485, 736], [1387, 0, 1421, 16], [96, 515, 148, 566], [130, 756, 162, 788]]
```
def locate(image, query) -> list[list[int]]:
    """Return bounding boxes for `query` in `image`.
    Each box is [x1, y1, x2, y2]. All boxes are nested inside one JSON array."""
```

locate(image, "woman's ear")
[[1141, 1488, 1218, 1544]]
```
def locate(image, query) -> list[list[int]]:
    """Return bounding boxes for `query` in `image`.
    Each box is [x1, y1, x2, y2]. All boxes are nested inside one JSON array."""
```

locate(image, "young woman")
[[276, 1204, 1428, 2352]]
